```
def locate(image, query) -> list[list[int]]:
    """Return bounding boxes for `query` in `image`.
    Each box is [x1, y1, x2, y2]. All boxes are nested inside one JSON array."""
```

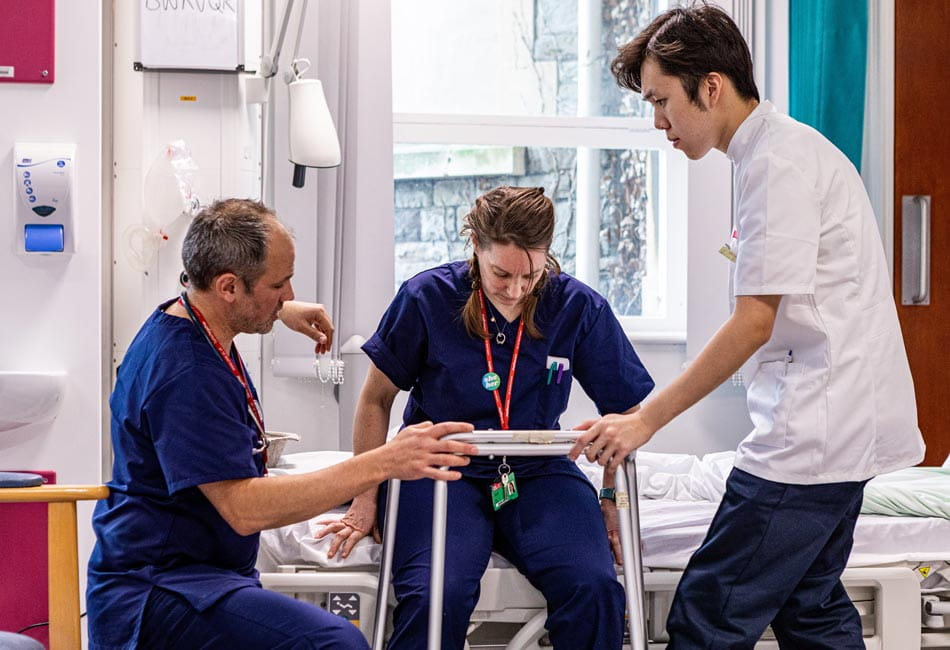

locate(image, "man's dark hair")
[[181, 198, 278, 291], [612, 2, 759, 104]]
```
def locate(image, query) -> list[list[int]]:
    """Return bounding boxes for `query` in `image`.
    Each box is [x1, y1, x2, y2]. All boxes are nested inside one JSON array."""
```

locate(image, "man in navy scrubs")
[[87, 198, 477, 650]]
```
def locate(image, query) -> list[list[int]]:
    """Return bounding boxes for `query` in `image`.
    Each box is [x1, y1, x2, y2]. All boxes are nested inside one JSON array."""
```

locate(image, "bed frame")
[[261, 434, 946, 648], [261, 563, 930, 649]]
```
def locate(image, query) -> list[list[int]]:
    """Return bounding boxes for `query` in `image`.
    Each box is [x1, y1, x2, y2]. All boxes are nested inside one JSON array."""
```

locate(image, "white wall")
[[0, 0, 107, 626], [112, 0, 263, 372]]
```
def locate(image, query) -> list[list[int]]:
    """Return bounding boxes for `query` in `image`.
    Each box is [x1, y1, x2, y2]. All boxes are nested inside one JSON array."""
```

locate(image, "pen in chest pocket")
[[545, 356, 569, 385]]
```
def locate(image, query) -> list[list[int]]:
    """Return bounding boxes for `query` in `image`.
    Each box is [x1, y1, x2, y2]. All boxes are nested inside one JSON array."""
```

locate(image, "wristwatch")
[[599, 487, 616, 501]]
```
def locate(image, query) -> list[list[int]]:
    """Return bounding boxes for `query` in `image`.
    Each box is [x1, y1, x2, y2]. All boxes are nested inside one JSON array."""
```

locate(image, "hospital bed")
[[258, 450, 950, 649]]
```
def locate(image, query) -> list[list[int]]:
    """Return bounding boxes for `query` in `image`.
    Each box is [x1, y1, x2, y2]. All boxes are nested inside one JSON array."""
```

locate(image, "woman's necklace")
[[486, 301, 510, 345]]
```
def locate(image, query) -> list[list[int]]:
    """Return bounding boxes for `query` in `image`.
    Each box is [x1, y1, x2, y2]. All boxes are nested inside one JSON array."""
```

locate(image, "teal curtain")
[[789, 0, 867, 171]]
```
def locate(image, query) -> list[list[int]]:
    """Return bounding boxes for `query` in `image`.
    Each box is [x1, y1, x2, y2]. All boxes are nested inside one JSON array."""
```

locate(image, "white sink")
[[0, 371, 66, 432]]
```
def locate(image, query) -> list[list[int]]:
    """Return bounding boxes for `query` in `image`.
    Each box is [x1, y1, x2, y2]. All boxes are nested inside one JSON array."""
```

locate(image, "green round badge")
[[481, 372, 501, 391]]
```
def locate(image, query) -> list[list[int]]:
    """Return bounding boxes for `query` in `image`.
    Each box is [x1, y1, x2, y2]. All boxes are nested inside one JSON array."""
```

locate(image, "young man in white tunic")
[[570, 4, 925, 648]]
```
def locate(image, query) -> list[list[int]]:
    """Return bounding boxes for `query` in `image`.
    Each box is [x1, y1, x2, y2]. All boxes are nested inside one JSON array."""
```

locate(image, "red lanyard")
[[477, 289, 524, 430], [178, 295, 268, 471]]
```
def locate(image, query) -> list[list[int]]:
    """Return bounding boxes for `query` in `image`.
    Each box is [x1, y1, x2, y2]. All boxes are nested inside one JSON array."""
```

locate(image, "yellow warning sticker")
[[918, 566, 931, 578], [179, 96, 197, 102]]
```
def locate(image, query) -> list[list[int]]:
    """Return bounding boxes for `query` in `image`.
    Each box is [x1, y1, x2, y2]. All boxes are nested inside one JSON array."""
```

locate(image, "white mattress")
[[638, 499, 950, 569], [258, 451, 950, 573]]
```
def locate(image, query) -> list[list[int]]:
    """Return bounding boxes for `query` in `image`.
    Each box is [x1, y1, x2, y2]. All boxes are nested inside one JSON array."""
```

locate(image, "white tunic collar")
[[725, 100, 776, 164]]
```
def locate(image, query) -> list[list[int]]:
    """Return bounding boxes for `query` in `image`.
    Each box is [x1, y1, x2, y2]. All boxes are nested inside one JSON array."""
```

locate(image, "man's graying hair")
[[181, 199, 280, 291]]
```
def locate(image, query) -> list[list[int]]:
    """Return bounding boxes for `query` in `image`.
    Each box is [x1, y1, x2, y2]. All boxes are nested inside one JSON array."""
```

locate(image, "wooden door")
[[894, 1, 950, 466]]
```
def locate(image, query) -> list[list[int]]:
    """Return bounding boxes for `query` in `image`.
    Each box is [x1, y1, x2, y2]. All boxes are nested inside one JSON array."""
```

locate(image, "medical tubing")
[[372, 478, 401, 650], [428, 473, 450, 648], [616, 457, 649, 650]]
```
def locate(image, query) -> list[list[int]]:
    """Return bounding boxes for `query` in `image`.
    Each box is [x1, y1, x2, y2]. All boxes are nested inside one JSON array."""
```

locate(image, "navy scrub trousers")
[[379, 473, 625, 649], [666, 468, 868, 650], [138, 584, 369, 649]]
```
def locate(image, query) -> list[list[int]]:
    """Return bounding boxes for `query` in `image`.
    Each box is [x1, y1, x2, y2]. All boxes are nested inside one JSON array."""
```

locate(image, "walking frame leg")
[[377, 438, 646, 650], [617, 455, 648, 650], [373, 478, 401, 650], [428, 472, 449, 648]]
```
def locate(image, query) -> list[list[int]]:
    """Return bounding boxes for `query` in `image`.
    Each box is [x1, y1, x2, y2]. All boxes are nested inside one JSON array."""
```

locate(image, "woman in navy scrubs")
[[321, 186, 654, 649]]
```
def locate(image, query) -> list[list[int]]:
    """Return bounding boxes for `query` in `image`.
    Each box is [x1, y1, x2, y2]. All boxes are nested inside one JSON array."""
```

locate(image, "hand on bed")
[[601, 498, 623, 565], [569, 412, 654, 473], [316, 493, 380, 560], [277, 301, 334, 355], [316, 421, 476, 559]]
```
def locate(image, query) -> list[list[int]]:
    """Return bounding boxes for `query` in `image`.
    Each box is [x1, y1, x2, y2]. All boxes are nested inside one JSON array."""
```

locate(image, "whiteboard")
[[137, 0, 245, 71]]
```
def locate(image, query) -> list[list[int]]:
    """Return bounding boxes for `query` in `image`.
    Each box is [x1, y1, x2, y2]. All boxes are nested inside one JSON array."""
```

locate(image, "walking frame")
[[370, 430, 648, 650]]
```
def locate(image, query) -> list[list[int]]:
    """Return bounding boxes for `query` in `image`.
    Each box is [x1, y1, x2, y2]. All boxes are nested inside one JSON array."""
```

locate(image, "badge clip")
[[719, 228, 738, 262], [490, 460, 519, 510]]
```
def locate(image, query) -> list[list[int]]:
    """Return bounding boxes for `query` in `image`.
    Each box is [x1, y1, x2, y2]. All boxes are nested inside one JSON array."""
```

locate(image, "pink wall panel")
[[0, 0, 55, 84]]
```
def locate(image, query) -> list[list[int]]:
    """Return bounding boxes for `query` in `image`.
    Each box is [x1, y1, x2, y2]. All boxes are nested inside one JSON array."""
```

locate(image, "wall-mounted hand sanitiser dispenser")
[[14, 143, 76, 254]]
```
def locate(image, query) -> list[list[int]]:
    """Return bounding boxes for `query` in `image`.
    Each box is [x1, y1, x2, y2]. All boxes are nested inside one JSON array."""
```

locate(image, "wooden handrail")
[[0, 485, 109, 503], [0, 483, 109, 649]]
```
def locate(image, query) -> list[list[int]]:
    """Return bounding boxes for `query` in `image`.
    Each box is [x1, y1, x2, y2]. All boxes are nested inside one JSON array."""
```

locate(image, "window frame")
[[393, 112, 689, 337]]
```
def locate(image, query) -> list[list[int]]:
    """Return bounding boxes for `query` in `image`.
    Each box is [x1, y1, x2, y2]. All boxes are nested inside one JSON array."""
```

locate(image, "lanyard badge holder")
[[490, 460, 519, 510], [477, 289, 525, 510]]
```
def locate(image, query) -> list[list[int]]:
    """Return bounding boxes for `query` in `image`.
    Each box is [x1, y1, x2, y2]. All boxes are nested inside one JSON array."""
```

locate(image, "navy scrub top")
[[363, 261, 655, 479], [87, 299, 266, 650]]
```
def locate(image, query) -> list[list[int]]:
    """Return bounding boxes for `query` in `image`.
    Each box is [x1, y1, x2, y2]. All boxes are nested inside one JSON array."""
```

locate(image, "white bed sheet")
[[638, 499, 950, 569], [259, 452, 524, 572]]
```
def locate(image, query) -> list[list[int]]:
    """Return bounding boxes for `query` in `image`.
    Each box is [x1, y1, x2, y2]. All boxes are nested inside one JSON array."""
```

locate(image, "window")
[[391, 0, 685, 334]]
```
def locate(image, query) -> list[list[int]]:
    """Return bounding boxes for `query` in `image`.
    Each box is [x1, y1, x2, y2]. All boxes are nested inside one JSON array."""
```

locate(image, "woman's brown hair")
[[459, 186, 561, 340]]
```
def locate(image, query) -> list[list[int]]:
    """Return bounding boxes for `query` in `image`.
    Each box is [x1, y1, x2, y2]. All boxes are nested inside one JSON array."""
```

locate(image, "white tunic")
[[727, 101, 925, 484]]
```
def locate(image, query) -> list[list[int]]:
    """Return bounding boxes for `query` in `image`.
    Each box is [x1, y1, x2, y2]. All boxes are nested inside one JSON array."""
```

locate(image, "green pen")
[[547, 361, 557, 385]]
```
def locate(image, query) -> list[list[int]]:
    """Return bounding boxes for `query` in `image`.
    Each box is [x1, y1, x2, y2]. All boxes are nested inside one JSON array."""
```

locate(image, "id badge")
[[490, 471, 519, 511]]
